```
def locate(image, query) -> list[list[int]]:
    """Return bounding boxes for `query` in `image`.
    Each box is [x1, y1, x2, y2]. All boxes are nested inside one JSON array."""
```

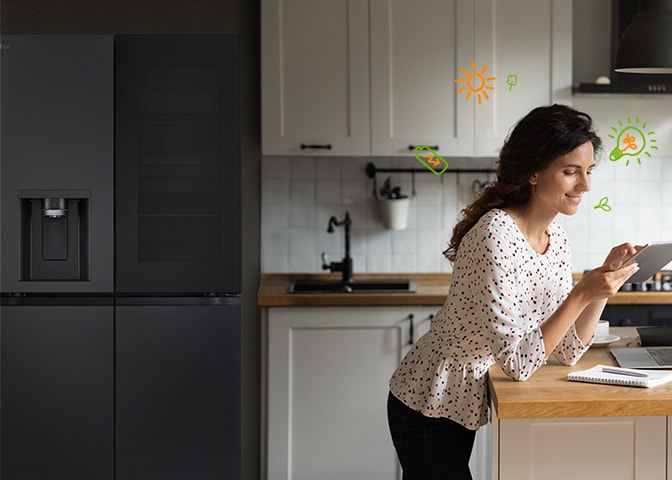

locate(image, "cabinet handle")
[[301, 143, 333, 150], [429, 313, 434, 325], [408, 314, 415, 345], [408, 144, 439, 151]]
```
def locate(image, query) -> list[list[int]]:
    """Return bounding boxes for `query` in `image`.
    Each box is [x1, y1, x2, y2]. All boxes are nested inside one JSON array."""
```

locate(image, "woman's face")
[[529, 141, 595, 216]]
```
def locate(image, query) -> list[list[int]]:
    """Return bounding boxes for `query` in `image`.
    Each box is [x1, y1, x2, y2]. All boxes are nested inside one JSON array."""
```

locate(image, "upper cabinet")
[[261, 0, 370, 156], [369, 0, 474, 157], [261, 0, 572, 157], [473, 0, 572, 156]]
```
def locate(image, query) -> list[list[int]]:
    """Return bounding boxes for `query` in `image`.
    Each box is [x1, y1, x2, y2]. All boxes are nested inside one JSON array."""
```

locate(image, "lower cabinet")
[[264, 306, 490, 480], [493, 410, 667, 480]]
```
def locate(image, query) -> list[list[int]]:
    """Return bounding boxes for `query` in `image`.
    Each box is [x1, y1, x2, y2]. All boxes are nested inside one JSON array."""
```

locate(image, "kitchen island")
[[490, 326, 672, 480]]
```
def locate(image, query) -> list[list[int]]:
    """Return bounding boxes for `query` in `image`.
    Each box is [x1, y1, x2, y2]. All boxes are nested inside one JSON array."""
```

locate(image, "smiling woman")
[[387, 104, 642, 480]]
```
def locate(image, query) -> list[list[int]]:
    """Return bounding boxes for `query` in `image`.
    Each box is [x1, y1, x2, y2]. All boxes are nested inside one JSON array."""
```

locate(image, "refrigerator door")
[[0, 299, 114, 479], [115, 35, 241, 294], [115, 297, 241, 480], [0, 35, 114, 293]]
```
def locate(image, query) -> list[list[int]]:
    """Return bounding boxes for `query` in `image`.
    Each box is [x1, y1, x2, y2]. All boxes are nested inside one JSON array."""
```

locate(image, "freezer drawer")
[[115, 302, 241, 480], [0, 303, 113, 480]]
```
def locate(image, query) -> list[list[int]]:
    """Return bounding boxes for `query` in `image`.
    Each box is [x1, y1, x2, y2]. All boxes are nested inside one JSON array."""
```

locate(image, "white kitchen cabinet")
[[262, 0, 572, 157], [261, 0, 370, 156], [264, 306, 434, 480], [263, 306, 491, 480], [473, 0, 573, 156], [493, 410, 667, 480], [369, 0, 475, 156]]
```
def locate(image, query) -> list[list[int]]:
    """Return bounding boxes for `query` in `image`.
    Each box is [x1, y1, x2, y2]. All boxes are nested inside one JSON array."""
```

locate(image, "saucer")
[[591, 335, 621, 348]]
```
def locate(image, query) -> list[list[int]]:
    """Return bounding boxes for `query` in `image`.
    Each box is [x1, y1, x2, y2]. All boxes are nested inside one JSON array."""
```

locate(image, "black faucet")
[[321, 212, 353, 284]]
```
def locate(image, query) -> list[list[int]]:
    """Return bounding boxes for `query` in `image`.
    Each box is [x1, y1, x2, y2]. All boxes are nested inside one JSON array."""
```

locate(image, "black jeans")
[[387, 392, 476, 480]]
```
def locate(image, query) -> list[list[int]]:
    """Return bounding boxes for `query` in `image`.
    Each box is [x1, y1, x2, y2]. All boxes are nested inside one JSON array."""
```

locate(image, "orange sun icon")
[[454, 61, 496, 104]]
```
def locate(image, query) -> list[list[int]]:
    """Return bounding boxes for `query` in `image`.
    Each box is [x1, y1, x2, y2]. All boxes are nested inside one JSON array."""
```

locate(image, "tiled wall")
[[261, 154, 672, 274]]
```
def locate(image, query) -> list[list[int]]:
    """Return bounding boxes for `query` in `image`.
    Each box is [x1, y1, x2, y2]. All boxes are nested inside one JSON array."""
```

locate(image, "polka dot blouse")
[[389, 209, 590, 430]]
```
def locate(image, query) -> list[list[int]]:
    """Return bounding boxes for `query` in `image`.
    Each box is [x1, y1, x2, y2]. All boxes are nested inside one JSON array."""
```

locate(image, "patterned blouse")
[[389, 209, 591, 430]]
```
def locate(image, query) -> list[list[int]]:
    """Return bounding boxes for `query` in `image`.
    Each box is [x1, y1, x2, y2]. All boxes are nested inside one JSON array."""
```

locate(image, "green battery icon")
[[414, 146, 448, 175]]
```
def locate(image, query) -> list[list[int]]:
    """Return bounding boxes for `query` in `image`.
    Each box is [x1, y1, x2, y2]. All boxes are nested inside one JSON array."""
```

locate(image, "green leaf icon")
[[593, 196, 612, 212]]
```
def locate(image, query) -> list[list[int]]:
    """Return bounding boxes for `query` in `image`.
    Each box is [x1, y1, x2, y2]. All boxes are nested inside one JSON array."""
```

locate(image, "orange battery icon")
[[414, 146, 448, 175]]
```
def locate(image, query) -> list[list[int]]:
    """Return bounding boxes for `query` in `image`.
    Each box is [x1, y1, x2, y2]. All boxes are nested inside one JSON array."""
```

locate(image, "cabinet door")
[[266, 306, 434, 480], [116, 302, 241, 480], [0, 304, 113, 480], [261, 0, 370, 155], [370, 0, 475, 156], [496, 415, 666, 480], [473, 0, 572, 156]]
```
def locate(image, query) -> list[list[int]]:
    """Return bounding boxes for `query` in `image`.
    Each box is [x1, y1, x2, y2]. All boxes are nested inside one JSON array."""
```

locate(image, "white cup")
[[595, 319, 610, 338]]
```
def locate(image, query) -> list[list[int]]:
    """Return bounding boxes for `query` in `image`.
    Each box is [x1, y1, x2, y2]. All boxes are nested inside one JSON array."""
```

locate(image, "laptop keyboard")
[[647, 348, 672, 365]]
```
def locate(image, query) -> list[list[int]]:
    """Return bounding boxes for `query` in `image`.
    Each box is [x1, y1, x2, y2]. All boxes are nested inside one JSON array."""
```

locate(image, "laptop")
[[610, 347, 672, 369], [637, 326, 672, 347]]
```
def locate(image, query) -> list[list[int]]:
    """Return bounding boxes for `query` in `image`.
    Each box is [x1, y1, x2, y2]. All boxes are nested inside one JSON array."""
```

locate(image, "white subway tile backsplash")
[[315, 157, 341, 179], [315, 180, 341, 204], [263, 156, 291, 178], [391, 229, 417, 253], [342, 178, 370, 205], [289, 179, 315, 204], [366, 229, 392, 255], [261, 178, 290, 205], [261, 155, 672, 274], [288, 228, 317, 257], [289, 201, 316, 228], [365, 253, 392, 273], [290, 157, 316, 180], [391, 252, 416, 272], [261, 203, 290, 229]]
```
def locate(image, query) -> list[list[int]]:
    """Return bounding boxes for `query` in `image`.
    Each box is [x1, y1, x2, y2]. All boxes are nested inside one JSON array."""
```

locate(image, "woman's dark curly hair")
[[443, 104, 602, 261]]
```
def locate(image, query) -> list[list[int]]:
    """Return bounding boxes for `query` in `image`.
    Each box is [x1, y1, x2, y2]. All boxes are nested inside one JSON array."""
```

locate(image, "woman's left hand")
[[602, 243, 640, 271]]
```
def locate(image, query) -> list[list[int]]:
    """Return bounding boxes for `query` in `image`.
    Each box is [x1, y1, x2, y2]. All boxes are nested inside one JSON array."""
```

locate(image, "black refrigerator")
[[0, 34, 242, 480]]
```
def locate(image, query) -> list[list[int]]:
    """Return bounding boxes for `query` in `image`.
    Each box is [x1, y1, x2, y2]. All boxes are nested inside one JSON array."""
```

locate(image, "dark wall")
[[0, 1, 262, 479]]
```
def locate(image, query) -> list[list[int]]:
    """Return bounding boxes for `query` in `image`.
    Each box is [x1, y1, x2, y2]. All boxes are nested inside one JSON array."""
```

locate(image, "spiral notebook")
[[567, 364, 672, 388]]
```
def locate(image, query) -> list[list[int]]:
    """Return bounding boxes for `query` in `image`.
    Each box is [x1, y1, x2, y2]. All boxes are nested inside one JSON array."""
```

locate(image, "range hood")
[[576, 0, 672, 94]]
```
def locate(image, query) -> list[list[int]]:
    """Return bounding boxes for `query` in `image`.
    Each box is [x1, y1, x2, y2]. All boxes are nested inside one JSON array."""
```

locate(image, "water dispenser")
[[18, 190, 91, 281]]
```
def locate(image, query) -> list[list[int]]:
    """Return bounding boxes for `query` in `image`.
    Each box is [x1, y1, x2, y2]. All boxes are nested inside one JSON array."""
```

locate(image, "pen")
[[602, 366, 649, 378]]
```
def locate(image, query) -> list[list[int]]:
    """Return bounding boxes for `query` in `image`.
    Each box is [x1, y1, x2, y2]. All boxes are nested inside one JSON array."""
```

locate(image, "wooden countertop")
[[257, 273, 452, 307], [258, 274, 672, 307], [489, 327, 672, 419]]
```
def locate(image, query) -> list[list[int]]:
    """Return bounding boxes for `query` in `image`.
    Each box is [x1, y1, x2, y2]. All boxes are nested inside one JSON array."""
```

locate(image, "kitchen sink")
[[288, 279, 416, 294]]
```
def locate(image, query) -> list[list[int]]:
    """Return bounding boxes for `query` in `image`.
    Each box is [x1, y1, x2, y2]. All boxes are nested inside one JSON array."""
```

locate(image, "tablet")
[[622, 241, 672, 283]]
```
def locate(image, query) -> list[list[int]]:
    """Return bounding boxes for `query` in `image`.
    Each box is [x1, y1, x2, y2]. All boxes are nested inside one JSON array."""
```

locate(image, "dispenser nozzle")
[[42, 198, 67, 218]]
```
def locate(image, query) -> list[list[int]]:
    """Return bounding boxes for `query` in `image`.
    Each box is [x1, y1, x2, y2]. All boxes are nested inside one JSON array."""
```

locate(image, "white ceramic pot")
[[378, 197, 410, 230]]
